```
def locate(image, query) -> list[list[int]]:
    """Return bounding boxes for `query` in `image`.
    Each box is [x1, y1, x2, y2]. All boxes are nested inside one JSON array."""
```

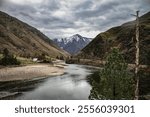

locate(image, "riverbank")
[[0, 62, 65, 81], [66, 58, 150, 100], [66, 58, 149, 69], [66, 58, 104, 67]]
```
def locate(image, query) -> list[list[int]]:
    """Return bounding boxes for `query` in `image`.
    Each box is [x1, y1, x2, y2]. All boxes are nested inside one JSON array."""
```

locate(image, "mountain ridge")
[[77, 11, 150, 65], [53, 34, 92, 55]]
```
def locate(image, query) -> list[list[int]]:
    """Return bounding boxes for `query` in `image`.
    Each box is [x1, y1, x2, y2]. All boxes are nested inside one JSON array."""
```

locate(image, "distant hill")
[[53, 34, 92, 55], [77, 11, 150, 65], [0, 11, 69, 58]]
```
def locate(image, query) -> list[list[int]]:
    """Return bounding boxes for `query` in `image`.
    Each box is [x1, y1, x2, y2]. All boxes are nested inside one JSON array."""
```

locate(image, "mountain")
[[0, 11, 69, 58], [53, 34, 92, 55], [77, 11, 150, 65]]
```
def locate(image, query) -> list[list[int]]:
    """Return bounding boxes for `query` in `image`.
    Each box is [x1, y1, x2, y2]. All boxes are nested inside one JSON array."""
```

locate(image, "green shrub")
[[0, 48, 20, 66], [89, 48, 134, 100]]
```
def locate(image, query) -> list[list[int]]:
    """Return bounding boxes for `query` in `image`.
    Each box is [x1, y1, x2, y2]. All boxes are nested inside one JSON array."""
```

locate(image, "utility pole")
[[132, 11, 140, 100]]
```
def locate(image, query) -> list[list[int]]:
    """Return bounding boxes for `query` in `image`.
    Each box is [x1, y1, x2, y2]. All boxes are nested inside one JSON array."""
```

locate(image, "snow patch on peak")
[[53, 34, 93, 54]]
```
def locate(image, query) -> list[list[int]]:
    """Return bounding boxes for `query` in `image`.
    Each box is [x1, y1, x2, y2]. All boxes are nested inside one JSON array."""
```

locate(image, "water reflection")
[[0, 78, 46, 99], [16, 64, 95, 100], [2, 64, 148, 100], [87, 71, 102, 100]]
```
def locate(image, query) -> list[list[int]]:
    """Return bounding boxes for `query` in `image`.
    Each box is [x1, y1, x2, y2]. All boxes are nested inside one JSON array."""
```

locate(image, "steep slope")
[[0, 11, 69, 58], [77, 11, 150, 65], [53, 34, 92, 55]]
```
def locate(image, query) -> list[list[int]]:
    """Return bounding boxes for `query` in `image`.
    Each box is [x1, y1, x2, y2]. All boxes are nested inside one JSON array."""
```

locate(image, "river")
[[0, 64, 98, 100]]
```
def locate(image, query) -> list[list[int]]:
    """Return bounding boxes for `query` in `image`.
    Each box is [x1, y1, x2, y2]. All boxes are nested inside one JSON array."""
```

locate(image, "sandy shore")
[[0, 64, 64, 81]]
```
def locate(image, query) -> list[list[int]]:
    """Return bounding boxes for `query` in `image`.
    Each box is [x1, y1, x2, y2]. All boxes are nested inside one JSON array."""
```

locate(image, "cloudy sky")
[[0, 0, 150, 39]]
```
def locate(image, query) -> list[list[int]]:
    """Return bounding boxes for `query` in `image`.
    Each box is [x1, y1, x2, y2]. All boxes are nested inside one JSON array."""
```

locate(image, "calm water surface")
[[16, 65, 98, 100]]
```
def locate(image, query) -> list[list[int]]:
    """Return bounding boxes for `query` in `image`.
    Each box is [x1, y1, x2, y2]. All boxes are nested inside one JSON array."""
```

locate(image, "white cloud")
[[52, 11, 66, 18]]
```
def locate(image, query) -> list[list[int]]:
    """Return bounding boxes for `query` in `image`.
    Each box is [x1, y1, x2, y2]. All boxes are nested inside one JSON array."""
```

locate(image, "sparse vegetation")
[[0, 54, 2, 59], [56, 56, 65, 60], [0, 11, 69, 60], [0, 48, 20, 66], [77, 12, 150, 65], [17, 57, 36, 65]]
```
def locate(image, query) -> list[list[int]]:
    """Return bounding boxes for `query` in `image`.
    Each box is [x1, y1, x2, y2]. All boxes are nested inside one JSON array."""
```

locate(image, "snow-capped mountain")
[[53, 34, 92, 55]]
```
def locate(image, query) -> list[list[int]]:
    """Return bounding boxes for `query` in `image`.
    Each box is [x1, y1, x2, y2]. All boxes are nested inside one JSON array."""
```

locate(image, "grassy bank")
[[66, 58, 104, 67], [17, 57, 36, 65]]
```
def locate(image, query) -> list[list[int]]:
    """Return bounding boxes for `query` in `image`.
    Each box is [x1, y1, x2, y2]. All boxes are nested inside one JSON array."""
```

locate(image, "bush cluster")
[[0, 48, 20, 66]]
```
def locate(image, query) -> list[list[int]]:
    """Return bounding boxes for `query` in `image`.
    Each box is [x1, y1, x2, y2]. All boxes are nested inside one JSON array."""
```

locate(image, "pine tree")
[[89, 48, 134, 100]]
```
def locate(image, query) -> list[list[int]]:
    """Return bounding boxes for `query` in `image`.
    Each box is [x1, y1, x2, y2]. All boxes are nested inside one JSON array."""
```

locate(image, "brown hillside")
[[0, 11, 69, 58], [77, 11, 150, 65]]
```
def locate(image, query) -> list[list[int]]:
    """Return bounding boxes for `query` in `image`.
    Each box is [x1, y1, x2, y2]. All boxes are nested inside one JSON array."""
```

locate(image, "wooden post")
[[134, 11, 140, 100]]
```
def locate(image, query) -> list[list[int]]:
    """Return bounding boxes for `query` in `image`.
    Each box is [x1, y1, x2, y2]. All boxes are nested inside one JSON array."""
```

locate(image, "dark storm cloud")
[[73, 0, 93, 11], [0, 0, 4, 6], [0, 0, 149, 38], [34, 16, 74, 29], [76, 1, 120, 19], [38, 0, 60, 12], [0, 0, 62, 29], [19, 12, 34, 20], [143, 0, 150, 4], [74, 0, 150, 31], [74, 0, 128, 19]]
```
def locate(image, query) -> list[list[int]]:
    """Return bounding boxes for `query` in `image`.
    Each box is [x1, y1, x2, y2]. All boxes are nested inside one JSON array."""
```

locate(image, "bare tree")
[[132, 11, 140, 100]]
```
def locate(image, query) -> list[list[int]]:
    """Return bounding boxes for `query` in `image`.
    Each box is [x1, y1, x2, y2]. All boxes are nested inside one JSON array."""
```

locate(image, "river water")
[[0, 64, 98, 100]]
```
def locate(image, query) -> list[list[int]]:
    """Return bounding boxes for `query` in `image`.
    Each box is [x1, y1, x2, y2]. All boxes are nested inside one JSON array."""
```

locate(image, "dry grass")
[[17, 57, 36, 65]]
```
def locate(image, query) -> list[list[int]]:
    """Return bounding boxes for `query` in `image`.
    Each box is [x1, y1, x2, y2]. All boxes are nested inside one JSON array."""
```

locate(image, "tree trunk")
[[135, 11, 140, 100]]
